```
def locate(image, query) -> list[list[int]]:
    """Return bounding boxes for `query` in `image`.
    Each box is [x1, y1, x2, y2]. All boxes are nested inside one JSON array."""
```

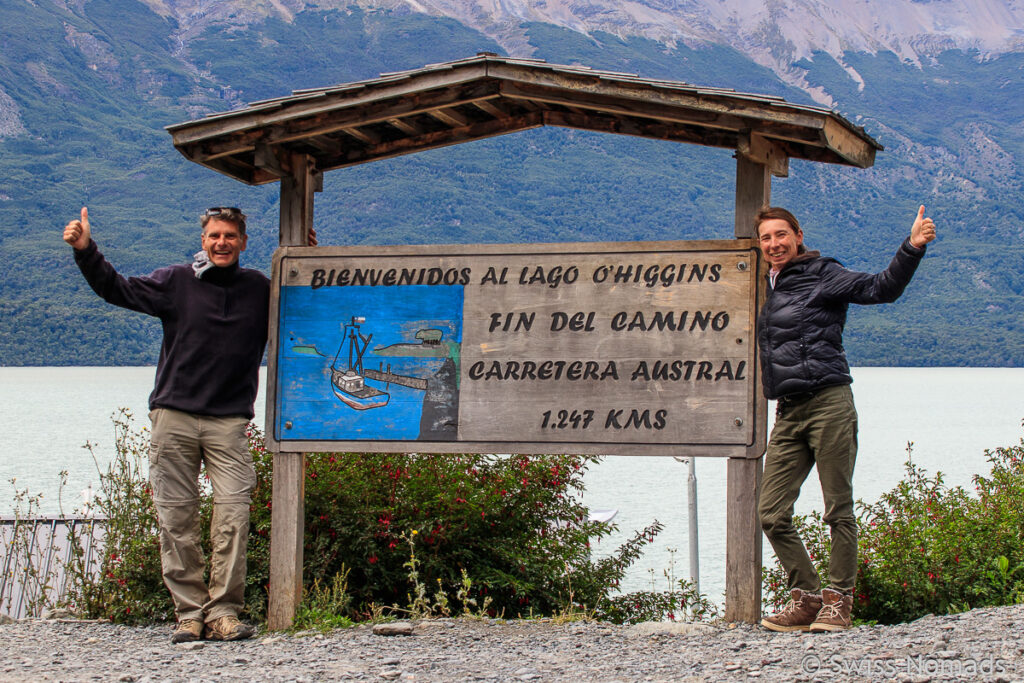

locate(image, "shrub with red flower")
[[763, 435, 1024, 625], [244, 428, 664, 620]]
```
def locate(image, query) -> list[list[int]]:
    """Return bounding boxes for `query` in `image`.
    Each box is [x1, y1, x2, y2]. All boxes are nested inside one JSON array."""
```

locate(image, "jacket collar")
[[768, 250, 821, 287], [771, 250, 820, 275], [202, 261, 241, 285]]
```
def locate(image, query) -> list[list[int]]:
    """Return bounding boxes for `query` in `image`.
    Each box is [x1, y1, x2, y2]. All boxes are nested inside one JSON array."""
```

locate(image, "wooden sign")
[[266, 240, 760, 456]]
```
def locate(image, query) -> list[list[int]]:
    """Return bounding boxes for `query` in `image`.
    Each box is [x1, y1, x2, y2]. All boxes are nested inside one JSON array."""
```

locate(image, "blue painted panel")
[[276, 285, 464, 442]]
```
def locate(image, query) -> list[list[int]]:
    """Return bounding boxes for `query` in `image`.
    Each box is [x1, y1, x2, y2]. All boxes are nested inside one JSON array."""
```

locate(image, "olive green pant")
[[149, 408, 256, 622], [758, 384, 858, 594]]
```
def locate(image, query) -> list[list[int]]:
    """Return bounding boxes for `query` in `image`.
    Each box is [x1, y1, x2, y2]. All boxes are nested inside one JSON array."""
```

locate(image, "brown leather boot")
[[809, 588, 853, 632], [761, 588, 822, 632]]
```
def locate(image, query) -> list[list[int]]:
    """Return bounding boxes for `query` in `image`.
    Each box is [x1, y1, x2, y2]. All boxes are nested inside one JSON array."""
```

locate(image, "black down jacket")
[[756, 238, 926, 400]]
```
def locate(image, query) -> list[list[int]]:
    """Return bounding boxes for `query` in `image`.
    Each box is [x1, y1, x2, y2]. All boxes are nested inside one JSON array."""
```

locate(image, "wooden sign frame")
[[266, 239, 763, 458], [168, 54, 883, 627]]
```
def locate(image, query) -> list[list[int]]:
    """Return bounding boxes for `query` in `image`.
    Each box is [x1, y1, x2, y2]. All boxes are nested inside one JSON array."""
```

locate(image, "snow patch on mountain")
[[140, 0, 1023, 101]]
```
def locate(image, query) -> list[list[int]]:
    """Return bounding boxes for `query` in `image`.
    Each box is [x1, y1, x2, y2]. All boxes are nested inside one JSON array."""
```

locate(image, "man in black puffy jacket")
[[756, 205, 936, 632]]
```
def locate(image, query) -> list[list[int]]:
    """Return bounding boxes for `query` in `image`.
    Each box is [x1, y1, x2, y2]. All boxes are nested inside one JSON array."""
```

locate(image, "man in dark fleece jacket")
[[63, 206, 268, 643], [756, 205, 936, 634]]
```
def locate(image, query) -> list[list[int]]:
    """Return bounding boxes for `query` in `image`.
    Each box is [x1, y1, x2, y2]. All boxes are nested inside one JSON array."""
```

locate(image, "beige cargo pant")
[[149, 408, 256, 622]]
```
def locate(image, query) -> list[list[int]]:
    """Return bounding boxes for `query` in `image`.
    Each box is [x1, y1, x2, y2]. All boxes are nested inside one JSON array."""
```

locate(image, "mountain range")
[[0, 0, 1021, 365]]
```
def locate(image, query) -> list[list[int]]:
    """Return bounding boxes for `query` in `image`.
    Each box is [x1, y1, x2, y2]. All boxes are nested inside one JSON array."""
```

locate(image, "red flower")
[[368, 555, 378, 564]]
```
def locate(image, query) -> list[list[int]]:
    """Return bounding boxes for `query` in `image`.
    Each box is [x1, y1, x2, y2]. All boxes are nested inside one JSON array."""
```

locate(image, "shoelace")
[[817, 602, 844, 619]]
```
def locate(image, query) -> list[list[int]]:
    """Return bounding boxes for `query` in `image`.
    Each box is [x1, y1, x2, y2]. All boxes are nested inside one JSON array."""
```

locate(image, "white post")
[[687, 456, 700, 597]]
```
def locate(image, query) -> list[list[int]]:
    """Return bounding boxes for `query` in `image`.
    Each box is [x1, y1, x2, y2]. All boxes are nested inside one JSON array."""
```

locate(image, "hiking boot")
[[810, 588, 853, 632], [170, 618, 203, 643], [204, 615, 254, 642], [760, 588, 822, 632]]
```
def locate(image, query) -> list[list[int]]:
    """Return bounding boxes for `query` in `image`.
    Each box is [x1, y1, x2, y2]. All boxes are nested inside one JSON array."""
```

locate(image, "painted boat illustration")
[[330, 317, 390, 410]]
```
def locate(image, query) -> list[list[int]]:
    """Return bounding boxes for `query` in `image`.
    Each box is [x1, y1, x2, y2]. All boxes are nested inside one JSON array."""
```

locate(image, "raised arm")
[[821, 205, 936, 305], [63, 206, 173, 317]]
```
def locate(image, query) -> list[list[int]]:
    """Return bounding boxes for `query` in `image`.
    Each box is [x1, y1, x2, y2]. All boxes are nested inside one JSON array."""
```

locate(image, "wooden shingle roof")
[[167, 53, 882, 185]]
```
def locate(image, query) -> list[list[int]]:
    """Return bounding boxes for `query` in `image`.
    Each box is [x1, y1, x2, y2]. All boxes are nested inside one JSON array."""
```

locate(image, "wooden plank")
[[276, 238, 753, 257], [734, 151, 770, 459], [264, 439, 748, 458], [278, 153, 315, 246], [502, 82, 837, 157], [823, 117, 879, 168], [316, 112, 545, 172], [543, 110, 735, 150], [428, 107, 470, 127], [492, 64, 830, 131], [256, 106, 737, 172], [748, 252, 769, 460], [473, 99, 508, 118], [341, 126, 381, 146], [387, 117, 424, 136], [725, 456, 762, 622], [267, 156, 318, 630], [500, 81, 748, 132], [303, 135, 344, 156], [734, 154, 771, 239], [167, 64, 492, 144], [254, 143, 286, 178], [182, 82, 504, 161], [726, 149, 769, 623], [267, 450, 305, 630], [737, 132, 789, 178]]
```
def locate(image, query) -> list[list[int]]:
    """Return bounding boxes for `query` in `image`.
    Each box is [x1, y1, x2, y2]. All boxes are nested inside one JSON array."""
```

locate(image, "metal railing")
[[0, 516, 105, 620]]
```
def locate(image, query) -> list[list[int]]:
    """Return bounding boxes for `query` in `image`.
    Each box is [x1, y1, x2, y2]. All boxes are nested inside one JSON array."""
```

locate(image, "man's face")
[[757, 218, 804, 270], [201, 218, 247, 268]]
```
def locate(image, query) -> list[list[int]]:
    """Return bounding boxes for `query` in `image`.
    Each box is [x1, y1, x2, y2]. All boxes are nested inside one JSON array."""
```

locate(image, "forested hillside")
[[0, 1, 1020, 366]]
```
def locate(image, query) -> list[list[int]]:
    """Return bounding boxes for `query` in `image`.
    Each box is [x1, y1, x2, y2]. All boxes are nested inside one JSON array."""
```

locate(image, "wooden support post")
[[279, 153, 317, 247], [267, 450, 305, 629], [724, 149, 772, 623], [267, 152, 317, 630], [725, 457, 763, 622], [734, 149, 772, 239]]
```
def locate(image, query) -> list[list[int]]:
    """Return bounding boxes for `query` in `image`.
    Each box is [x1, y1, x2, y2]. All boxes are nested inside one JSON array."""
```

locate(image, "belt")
[[777, 390, 819, 406]]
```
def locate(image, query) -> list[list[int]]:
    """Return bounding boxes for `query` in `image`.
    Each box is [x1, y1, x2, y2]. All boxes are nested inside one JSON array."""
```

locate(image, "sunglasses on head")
[[203, 207, 242, 217]]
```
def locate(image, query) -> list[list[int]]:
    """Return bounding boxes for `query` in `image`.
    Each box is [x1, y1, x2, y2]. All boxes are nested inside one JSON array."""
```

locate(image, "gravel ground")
[[1, 604, 1022, 682]]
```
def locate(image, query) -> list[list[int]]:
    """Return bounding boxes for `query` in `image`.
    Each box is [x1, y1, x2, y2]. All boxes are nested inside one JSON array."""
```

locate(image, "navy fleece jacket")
[[74, 240, 270, 419]]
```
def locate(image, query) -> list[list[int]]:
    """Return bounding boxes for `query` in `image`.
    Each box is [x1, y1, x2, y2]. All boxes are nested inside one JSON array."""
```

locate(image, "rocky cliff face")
[[140, 0, 1024, 101]]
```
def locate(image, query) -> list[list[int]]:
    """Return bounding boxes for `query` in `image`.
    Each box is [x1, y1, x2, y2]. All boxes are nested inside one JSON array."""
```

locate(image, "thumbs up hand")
[[909, 205, 936, 248], [63, 206, 92, 250]]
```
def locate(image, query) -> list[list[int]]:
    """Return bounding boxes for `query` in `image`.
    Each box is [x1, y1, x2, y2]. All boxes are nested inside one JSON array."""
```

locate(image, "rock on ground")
[[0, 605, 1022, 682]]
